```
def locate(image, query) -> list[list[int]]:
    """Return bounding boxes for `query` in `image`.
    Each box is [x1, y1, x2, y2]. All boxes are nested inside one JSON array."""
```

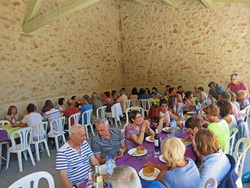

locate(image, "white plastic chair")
[[48, 116, 66, 151], [9, 171, 55, 188], [123, 100, 131, 113], [0, 141, 9, 170], [107, 103, 123, 127], [30, 122, 50, 161], [6, 127, 35, 172], [139, 99, 152, 116], [125, 107, 144, 125], [233, 138, 250, 180], [96, 106, 107, 119], [130, 99, 139, 107], [224, 128, 238, 155], [204, 177, 217, 188], [243, 121, 249, 140], [81, 109, 94, 139], [0, 120, 10, 126], [68, 112, 81, 130]]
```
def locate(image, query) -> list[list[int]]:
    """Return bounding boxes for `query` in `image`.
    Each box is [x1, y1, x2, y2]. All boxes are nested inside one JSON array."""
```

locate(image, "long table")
[[79, 130, 196, 188], [0, 124, 23, 142]]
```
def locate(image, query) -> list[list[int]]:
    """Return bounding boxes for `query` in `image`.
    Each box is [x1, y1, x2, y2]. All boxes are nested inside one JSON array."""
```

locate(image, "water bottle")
[[180, 113, 185, 131], [105, 156, 116, 188], [154, 129, 160, 158], [171, 118, 177, 137], [196, 102, 201, 114]]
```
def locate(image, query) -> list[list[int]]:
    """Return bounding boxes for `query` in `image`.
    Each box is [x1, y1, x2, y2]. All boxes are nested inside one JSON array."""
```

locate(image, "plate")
[[180, 138, 192, 146], [163, 127, 171, 132], [145, 136, 154, 143], [128, 148, 148, 156], [139, 167, 160, 181], [186, 111, 196, 114], [159, 154, 167, 163], [99, 164, 107, 175]]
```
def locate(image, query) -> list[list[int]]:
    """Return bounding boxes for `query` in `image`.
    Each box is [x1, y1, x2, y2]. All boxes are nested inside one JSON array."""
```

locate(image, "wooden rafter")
[[22, 0, 100, 33], [132, 0, 144, 3], [24, 0, 43, 23], [161, 0, 176, 6], [201, 0, 215, 8]]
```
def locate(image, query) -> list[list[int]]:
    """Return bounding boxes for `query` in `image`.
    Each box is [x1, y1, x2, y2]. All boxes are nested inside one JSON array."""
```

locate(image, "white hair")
[[111, 166, 141, 188], [231, 73, 239, 80], [95, 118, 109, 127], [69, 124, 84, 137]]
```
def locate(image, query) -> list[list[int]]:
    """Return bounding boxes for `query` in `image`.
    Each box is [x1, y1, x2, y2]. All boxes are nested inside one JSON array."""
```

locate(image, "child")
[[230, 92, 240, 110], [237, 90, 249, 110]]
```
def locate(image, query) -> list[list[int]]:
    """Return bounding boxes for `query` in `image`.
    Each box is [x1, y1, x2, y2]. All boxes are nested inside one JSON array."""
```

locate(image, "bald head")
[[67, 99, 74, 107]]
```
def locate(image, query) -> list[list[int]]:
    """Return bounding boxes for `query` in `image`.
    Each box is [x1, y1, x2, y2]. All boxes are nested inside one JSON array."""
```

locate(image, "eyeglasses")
[[135, 116, 142, 119]]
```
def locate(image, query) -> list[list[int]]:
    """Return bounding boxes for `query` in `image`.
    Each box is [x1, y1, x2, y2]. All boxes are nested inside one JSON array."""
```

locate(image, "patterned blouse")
[[125, 123, 142, 149]]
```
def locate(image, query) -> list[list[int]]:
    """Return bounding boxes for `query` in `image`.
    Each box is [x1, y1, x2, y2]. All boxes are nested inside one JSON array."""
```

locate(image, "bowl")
[[143, 167, 155, 177], [136, 146, 145, 154], [150, 135, 155, 141]]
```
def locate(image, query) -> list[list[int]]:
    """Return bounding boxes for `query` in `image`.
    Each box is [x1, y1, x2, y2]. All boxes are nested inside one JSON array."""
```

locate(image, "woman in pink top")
[[226, 73, 249, 99]]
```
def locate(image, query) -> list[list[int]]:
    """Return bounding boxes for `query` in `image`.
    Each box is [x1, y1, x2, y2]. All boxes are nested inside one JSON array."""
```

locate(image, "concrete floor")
[[0, 122, 250, 188]]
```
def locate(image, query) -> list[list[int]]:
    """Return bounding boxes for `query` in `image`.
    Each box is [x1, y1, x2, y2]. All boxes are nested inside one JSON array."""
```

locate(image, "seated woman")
[[167, 87, 176, 99], [5, 105, 21, 123], [145, 88, 151, 95], [217, 100, 237, 131], [237, 90, 249, 110], [184, 91, 196, 110], [125, 110, 154, 149], [145, 105, 169, 134], [145, 137, 200, 187], [230, 92, 240, 110], [159, 99, 180, 126], [195, 129, 231, 187], [197, 104, 230, 152], [55, 97, 66, 113], [112, 90, 117, 102], [102, 91, 114, 113], [130, 87, 139, 106], [168, 95, 179, 116]]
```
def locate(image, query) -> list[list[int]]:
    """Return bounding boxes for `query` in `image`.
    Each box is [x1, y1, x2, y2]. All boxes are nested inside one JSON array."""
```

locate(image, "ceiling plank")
[[161, 0, 176, 6], [24, 0, 44, 23], [132, 0, 144, 3], [22, 0, 100, 33], [201, 0, 215, 8]]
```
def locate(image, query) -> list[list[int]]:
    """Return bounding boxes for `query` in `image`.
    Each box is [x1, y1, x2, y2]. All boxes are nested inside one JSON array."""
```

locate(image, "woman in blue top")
[[144, 137, 200, 188], [195, 129, 231, 187]]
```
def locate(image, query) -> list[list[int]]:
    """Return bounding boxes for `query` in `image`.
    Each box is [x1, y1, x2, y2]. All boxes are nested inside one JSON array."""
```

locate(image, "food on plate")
[[103, 175, 107, 184], [136, 146, 145, 154], [164, 127, 171, 131], [180, 138, 191, 145], [150, 135, 155, 141], [143, 167, 155, 177]]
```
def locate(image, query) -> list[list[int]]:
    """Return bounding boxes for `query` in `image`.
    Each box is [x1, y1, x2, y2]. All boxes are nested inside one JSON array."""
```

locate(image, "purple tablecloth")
[[79, 131, 196, 188], [0, 130, 11, 143]]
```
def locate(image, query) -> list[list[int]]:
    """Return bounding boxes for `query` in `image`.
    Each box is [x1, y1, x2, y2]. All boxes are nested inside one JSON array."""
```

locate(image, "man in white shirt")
[[117, 88, 128, 112]]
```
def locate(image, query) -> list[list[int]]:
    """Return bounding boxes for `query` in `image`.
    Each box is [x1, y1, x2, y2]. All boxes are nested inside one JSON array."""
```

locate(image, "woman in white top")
[[4, 105, 21, 123], [217, 100, 237, 131]]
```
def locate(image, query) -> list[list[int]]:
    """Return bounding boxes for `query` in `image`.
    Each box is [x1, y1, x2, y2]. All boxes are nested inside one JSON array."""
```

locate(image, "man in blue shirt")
[[79, 94, 93, 124]]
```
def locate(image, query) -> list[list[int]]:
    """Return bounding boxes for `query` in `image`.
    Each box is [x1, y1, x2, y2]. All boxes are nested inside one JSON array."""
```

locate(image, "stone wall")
[[0, 0, 123, 118], [118, 1, 250, 94]]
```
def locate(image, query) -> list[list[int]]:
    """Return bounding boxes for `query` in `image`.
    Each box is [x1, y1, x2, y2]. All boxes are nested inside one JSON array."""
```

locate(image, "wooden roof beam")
[[22, 0, 100, 33], [161, 0, 176, 6], [201, 0, 215, 8], [132, 0, 144, 3], [24, 0, 43, 23]]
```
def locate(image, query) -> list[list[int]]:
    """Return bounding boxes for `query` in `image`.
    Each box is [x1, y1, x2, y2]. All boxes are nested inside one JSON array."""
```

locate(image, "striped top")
[[56, 141, 94, 184]]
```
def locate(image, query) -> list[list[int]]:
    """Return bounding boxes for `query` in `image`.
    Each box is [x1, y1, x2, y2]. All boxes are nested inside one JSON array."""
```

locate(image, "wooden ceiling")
[[22, 0, 250, 33]]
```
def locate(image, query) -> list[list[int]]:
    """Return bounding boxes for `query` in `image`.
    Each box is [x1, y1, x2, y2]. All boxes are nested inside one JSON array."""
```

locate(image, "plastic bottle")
[[180, 113, 185, 131], [105, 156, 116, 188], [171, 118, 177, 137], [154, 129, 160, 158], [196, 102, 201, 114]]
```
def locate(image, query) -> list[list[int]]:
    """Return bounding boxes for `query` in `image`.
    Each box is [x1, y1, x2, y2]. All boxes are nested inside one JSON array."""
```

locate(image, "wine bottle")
[[154, 129, 160, 158], [93, 165, 99, 188], [86, 171, 95, 188]]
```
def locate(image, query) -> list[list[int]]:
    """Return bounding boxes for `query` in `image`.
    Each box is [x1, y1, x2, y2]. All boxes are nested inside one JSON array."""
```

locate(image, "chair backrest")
[[81, 109, 93, 126], [123, 100, 131, 112], [204, 177, 217, 188], [9, 171, 55, 188], [49, 116, 66, 134], [224, 128, 238, 155], [125, 107, 144, 124], [31, 122, 47, 142], [0, 120, 10, 126], [243, 121, 249, 140], [111, 103, 123, 119], [130, 99, 139, 107], [217, 154, 238, 188], [139, 99, 152, 111], [96, 106, 107, 119], [233, 138, 250, 178], [10, 127, 32, 151], [68, 112, 81, 129]]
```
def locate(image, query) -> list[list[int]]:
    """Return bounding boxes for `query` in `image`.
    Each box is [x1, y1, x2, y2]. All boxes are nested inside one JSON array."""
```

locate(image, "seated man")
[[152, 87, 162, 99], [56, 124, 99, 187], [89, 92, 102, 120], [63, 99, 80, 128], [111, 166, 142, 188], [117, 88, 128, 112], [79, 94, 93, 124], [91, 118, 127, 164], [185, 117, 203, 160]]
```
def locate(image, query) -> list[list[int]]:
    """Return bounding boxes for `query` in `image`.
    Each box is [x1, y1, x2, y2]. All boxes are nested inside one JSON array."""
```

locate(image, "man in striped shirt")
[[56, 124, 99, 187]]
